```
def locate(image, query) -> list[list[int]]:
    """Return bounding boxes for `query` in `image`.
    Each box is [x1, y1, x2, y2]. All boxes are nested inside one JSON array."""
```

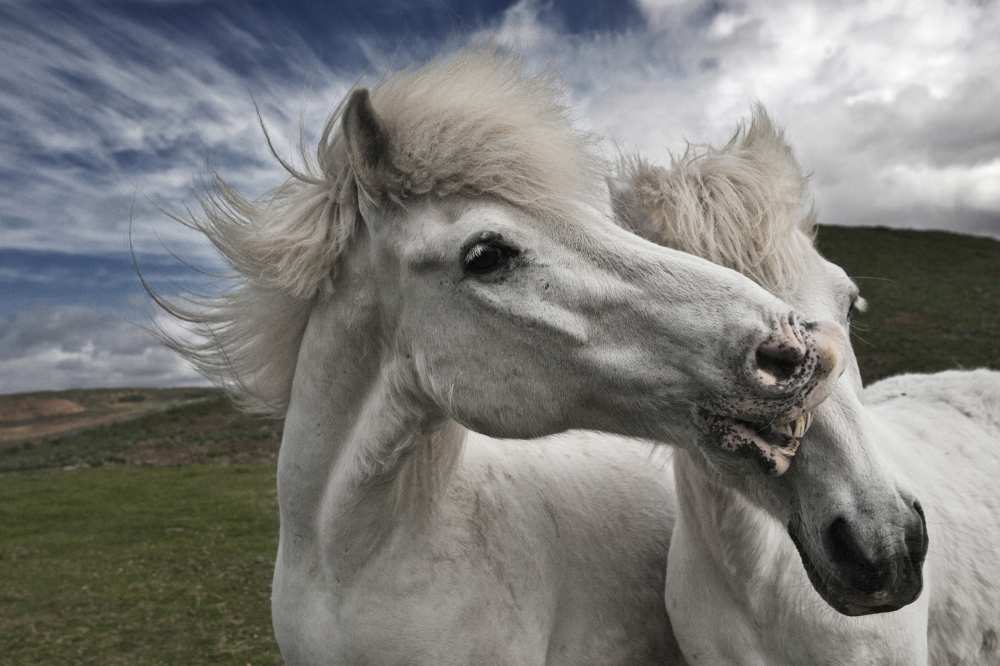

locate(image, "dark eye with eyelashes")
[[462, 233, 519, 275]]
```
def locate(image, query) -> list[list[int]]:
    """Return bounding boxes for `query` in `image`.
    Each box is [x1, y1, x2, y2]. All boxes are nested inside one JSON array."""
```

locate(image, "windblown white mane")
[[154, 49, 600, 415], [611, 106, 816, 293]]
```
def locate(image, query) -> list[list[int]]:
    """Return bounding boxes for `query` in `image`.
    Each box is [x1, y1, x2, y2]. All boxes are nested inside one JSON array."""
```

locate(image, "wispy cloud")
[[0, 3, 356, 260], [1, 0, 997, 393]]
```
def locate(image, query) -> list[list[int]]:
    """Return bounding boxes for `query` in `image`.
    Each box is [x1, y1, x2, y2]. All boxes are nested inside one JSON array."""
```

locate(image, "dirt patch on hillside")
[[0, 388, 217, 449], [0, 398, 86, 423], [1, 412, 151, 447], [0, 390, 279, 472]]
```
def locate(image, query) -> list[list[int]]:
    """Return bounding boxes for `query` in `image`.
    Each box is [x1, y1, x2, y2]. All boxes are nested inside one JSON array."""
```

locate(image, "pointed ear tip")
[[342, 86, 385, 148], [342, 86, 389, 196], [344, 88, 372, 116]]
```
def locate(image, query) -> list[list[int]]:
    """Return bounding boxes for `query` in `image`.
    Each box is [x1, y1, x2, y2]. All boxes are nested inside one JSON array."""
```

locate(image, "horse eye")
[[463, 241, 514, 275]]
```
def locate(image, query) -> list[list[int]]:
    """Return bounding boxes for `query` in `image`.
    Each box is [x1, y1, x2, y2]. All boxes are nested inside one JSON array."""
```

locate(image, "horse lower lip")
[[837, 598, 909, 616], [701, 410, 815, 468], [702, 416, 801, 475]]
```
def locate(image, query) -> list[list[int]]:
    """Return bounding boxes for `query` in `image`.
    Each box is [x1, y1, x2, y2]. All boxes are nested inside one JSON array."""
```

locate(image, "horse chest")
[[273, 448, 676, 665], [273, 527, 547, 664]]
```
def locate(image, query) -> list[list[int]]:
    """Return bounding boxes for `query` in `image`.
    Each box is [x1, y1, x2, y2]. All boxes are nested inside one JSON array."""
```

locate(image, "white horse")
[[153, 52, 848, 664], [611, 109, 1000, 665]]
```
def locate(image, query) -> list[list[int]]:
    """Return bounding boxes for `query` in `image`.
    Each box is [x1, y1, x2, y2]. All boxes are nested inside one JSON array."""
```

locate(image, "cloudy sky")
[[2, 0, 998, 394]]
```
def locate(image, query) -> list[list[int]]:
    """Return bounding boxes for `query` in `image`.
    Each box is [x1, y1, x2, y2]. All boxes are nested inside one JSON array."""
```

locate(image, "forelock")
[[612, 106, 817, 294], [368, 47, 601, 219]]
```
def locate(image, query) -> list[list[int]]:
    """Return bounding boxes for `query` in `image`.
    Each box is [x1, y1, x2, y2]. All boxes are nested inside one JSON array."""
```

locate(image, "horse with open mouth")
[[612, 107, 1000, 665], [149, 51, 847, 664]]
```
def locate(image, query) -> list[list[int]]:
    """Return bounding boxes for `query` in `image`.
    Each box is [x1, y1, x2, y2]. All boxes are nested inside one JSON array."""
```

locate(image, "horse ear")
[[342, 88, 390, 200]]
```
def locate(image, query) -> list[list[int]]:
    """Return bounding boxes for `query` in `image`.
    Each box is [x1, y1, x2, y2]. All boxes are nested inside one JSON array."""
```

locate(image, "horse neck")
[[672, 450, 800, 613], [277, 289, 464, 576]]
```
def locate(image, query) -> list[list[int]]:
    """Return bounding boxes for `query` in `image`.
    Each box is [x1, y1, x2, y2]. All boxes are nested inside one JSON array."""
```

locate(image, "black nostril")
[[907, 501, 929, 567], [824, 516, 890, 593], [825, 517, 868, 567], [755, 341, 805, 382]]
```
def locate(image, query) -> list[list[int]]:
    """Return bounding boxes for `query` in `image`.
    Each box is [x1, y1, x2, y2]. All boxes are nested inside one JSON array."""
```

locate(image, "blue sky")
[[2, 0, 999, 393]]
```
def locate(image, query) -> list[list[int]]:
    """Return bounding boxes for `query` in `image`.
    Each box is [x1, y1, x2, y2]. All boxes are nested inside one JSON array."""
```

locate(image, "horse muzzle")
[[788, 501, 929, 616], [698, 315, 847, 475]]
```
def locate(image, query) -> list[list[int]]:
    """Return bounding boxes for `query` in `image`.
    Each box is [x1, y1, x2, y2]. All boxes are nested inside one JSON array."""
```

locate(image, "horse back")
[[866, 368, 1000, 665]]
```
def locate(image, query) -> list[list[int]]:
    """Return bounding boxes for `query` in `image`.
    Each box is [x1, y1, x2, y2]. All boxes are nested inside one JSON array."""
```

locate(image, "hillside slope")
[[818, 225, 999, 383]]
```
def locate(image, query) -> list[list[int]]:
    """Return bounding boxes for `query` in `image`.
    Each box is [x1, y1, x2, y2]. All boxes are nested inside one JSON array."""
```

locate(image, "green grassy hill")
[[1, 393, 279, 474], [818, 225, 1000, 383], [2, 226, 998, 665]]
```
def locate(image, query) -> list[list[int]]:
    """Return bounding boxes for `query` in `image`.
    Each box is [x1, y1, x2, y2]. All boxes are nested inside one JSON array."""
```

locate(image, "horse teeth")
[[789, 412, 813, 438]]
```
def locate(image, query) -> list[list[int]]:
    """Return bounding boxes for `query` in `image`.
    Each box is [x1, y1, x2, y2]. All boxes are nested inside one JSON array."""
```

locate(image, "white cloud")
[[0, 306, 205, 394], [493, 0, 557, 49], [880, 160, 1000, 211], [500, 0, 1000, 238]]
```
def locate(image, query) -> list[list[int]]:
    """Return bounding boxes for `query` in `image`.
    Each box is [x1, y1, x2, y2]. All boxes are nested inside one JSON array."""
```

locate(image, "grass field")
[[1, 226, 998, 665], [1, 466, 279, 665]]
